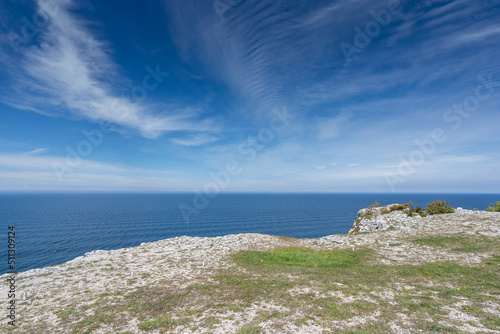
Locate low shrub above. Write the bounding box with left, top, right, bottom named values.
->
left=391, top=201, right=412, bottom=211
left=407, top=205, right=427, bottom=217
left=426, top=200, right=453, bottom=215
left=486, top=201, right=500, bottom=212
left=415, top=205, right=427, bottom=217
left=382, top=201, right=412, bottom=214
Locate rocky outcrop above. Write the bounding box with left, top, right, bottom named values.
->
left=348, top=203, right=412, bottom=234
left=1, top=206, right=499, bottom=333
left=347, top=203, right=471, bottom=234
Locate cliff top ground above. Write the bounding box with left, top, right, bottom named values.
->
left=1, top=206, right=500, bottom=333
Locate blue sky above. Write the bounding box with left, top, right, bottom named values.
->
left=0, top=0, right=499, bottom=193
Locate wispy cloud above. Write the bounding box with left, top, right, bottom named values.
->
left=294, top=4, right=342, bottom=29
left=1, top=0, right=499, bottom=192
left=170, top=134, right=220, bottom=147
left=433, top=155, right=489, bottom=163
left=316, top=114, right=350, bottom=140
left=2, top=0, right=216, bottom=139
left=0, top=152, right=127, bottom=172
left=454, top=25, right=500, bottom=44
left=0, top=151, right=187, bottom=191
left=164, top=0, right=316, bottom=118
left=22, top=148, right=49, bottom=155
left=0, top=170, right=186, bottom=191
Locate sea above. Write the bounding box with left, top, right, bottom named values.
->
left=1, top=193, right=499, bottom=274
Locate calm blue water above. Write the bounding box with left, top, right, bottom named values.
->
left=1, top=193, right=499, bottom=274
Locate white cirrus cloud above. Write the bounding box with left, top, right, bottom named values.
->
left=0, top=152, right=127, bottom=172
left=22, top=148, right=50, bottom=155
left=170, top=134, right=220, bottom=147
left=3, top=0, right=216, bottom=139
left=317, top=114, right=351, bottom=140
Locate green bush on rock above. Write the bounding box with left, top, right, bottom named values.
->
left=487, top=201, right=500, bottom=212
left=426, top=200, right=454, bottom=215
left=407, top=205, right=427, bottom=217
left=381, top=201, right=412, bottom=214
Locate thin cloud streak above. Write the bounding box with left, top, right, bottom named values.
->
left=22, top=148, right=49, bottom=155
left=0, top=153, right=128, bottom=172
left=0, top=0, right=499, bottom=192
left=4, top=0, right=217, bottom=139
left=170, top=134, right=220, bottom=147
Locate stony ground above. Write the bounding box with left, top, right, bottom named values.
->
left=1, top=207, right=499, bottom=333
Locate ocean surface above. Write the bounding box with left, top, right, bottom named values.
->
left=1, top=193, right=499, bottom=274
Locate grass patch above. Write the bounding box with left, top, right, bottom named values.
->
left=201, top=316, right=220, bottom=329
left=18, top=236, right=498, bottom=334
left=229, top=245, right=499, bottom=330
left=413, top=234, right=499, bottom=253
left=482, top=314, right=500, bottom=330
left=234, top=247, right=362, bottom=268
left=485, top=255, right=500, bottom=265
left=311, top=299, right=377, bottom=321
left=397, top=262, right=471, bottom=277
left=336, top=322, right=391, bottom=333
left=413, top=320, right=460, bottom=333
left=123, top=286, right=189, bottom=318
left=202, top=272, right=293, bottom=306
left=74, top=311, right=116, bottom=333
left=55, top=308, right=79, bottom=320
left=237, top=324, right=261, bottom=334
left=294, top=317, right=309, bottom=326
left=137, top=315, right=174, bottom=331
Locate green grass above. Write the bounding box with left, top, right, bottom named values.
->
left=336, top=323, right=391, bottom=333
left=55, top=308, right=79, bottom=320
left=312, top=297, right=354, bottom=319
left=228, top=246, right=500, bottom=331
left=397, top=262, right=473, bottom=277
left=138, top=315, right=174, bottom=331
left=17, top=241, right=499, bottom=333
left=412, top=320, right=460, bottom=333
left=74, top=311, right=116, bottom=333
left=234, top=247, right=361, bottom=268
left=237, top=324, right=261, bottom=334
left=413, top=234, right=499, bottom=253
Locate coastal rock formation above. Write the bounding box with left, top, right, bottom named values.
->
left=1, top=207, right=499, bottom=333
left=348, top=203, right=401, bottom=234
left=348, top=203, right=437, bottom=234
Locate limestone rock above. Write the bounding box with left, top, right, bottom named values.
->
left=348, top=203, right=410, bottom=234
